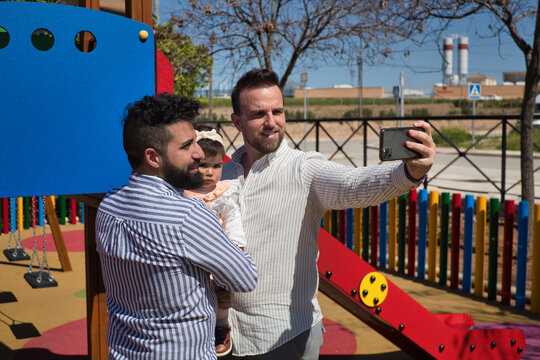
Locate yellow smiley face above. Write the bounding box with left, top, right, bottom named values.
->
left=359, top=272, right=389, bottom=308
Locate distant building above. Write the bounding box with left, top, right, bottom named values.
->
left=503, top=71, right=526, bottom=84
left=293, top=86, right=384, bottom=99
left=433, top=84, right=524, bottom=99
left=467, top=74, right=497, bottom=86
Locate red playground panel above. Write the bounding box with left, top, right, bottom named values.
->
left=317, top=228, right=526, bottom=359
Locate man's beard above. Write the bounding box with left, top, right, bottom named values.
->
left=162, top=155, right=203, bottom=190
left=250, top=128, right=284, bottom=155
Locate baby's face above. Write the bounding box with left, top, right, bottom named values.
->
left=198, top=154, right=223, bottom=189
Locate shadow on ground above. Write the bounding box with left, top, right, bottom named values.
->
left=319, top=352, right=413, bottom=359
left=0, top=343, right=86, bottom=360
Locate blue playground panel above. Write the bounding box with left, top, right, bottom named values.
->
left=0, top=2, right=155, bottom=197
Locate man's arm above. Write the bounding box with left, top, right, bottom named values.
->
left=304, top=120, right=435, bottom=211
left=182, top=203, right=257, bottom=292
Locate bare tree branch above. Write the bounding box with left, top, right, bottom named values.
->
left=176, top=0, right=424, bottom=87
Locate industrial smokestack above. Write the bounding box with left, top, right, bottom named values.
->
left=442, top=37, right=453, bottom=85
left=458, top=36, right=469, bottom=85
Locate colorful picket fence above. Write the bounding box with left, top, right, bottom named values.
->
left=1, top=196, right=84, bottom=234
left=323, top=189, right=540, bottom=314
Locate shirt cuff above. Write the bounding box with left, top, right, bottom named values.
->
left=404, top=165, right=427, bottom=184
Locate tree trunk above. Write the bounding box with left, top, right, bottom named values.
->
left=207, top=68, right=213, bottom=121
left=520, top=0, right=540, bottom=253
left=207, top=40, right=214, bottom=122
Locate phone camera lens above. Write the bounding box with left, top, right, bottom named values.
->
left=383, top=148, right=392, bottom=160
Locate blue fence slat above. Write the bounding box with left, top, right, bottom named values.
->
left=38, top=196, right=44, bottom=226
left=346, top=208, right=354, bottom=250
left=418, top=189, right=428, bottom=279
left=462, top=194, right=475, bottom=294
left=379, top=202, right=388, bottom=268
left=516, top=201, right=529, bottom=310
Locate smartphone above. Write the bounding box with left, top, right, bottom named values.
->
left=379, top=127, right=425, bottom=161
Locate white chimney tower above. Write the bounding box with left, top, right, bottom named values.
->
left=458, top=36, right=469, bottom=85
left=442, top=37, right=453, bottom=85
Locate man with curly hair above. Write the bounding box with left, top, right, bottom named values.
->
left=96, top=94, right=258, bottom=359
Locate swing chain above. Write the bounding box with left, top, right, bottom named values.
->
left=6, top=199, right=14, bottom=250
left=28, top=197, right=41, bottom=274
left=40, top=196, right=54, bottom=283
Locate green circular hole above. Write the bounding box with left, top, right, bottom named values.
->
left=0, top=27, right=9, bottom=49
left=31, top=28, right=54, bottom=51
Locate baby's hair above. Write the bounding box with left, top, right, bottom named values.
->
left=195, top=124, right=225, bottom=159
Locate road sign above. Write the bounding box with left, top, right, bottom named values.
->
left=393, top=85, right=401, bottom=99
left=468, top=84, right=481, bottom=100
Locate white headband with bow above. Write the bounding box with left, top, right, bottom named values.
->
left=195, top=129, right=224, bottom=146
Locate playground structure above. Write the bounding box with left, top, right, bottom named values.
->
left=0, top=1, right=537, bottom=359
left=322, top=191, right=540, bottom=313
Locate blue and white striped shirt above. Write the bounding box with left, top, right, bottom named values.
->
left=96, top=173, right=257, bottom=360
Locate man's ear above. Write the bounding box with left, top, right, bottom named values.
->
left=231, top=113, right=242, bottom=131
left=144, top=148, right=161, bottom=169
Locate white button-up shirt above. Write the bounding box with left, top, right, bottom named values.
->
left=222, top=140, right=418, bottom=356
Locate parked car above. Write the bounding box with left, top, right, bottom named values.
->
left=482, top=94, right=503, bottom=100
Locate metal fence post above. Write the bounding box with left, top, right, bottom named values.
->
left=501, top=117, right=507, bottom=205
left=363, top=118, right=367, bottom=167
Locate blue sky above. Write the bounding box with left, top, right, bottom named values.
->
left=158, top=2, right=533, bottom=92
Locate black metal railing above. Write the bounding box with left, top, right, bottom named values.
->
left=203, top=114, right=540, bottom=202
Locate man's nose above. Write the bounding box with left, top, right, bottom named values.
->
left=264, top=112, right=276, bottom=127
left=193, top=142, right=204, bottom=159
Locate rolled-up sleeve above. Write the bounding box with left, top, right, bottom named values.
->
left=181, top=202, right=257, bottom=292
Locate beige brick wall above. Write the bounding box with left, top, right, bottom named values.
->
left=433, top=85, right=524, bottom=99
left=293, top=87, right=384, bottom=99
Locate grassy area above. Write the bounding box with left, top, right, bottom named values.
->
left=196, top=96, right=523, bottom=110
left=505, top=128, right=540, bottom=151
left=433, top=125, right=540, bottom=151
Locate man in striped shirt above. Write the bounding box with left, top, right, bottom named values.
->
left=222, top=69, right=436, bottom=359
left=96, top=94, right=258, bottom=359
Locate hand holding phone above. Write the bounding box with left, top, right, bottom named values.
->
left=379, top=127, right=425, bottom=161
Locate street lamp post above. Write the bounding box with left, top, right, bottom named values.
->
left=301, top=72, right=308, bottom=151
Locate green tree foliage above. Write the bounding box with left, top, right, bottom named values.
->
left=154, top=18, right=212, bottom=97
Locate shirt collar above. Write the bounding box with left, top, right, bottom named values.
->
left=230, top=138, right=289, bottom=169
left=129, top=172, right=184, bottom=197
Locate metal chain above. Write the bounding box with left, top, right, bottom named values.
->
left=28, top=197, right=41, bottom=275
left=40, top=197, right=53, bottom=283
left=6, top=198, right=14, bottom=250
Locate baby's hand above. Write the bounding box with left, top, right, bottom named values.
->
left=216, top=287, right=233, bottom=309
